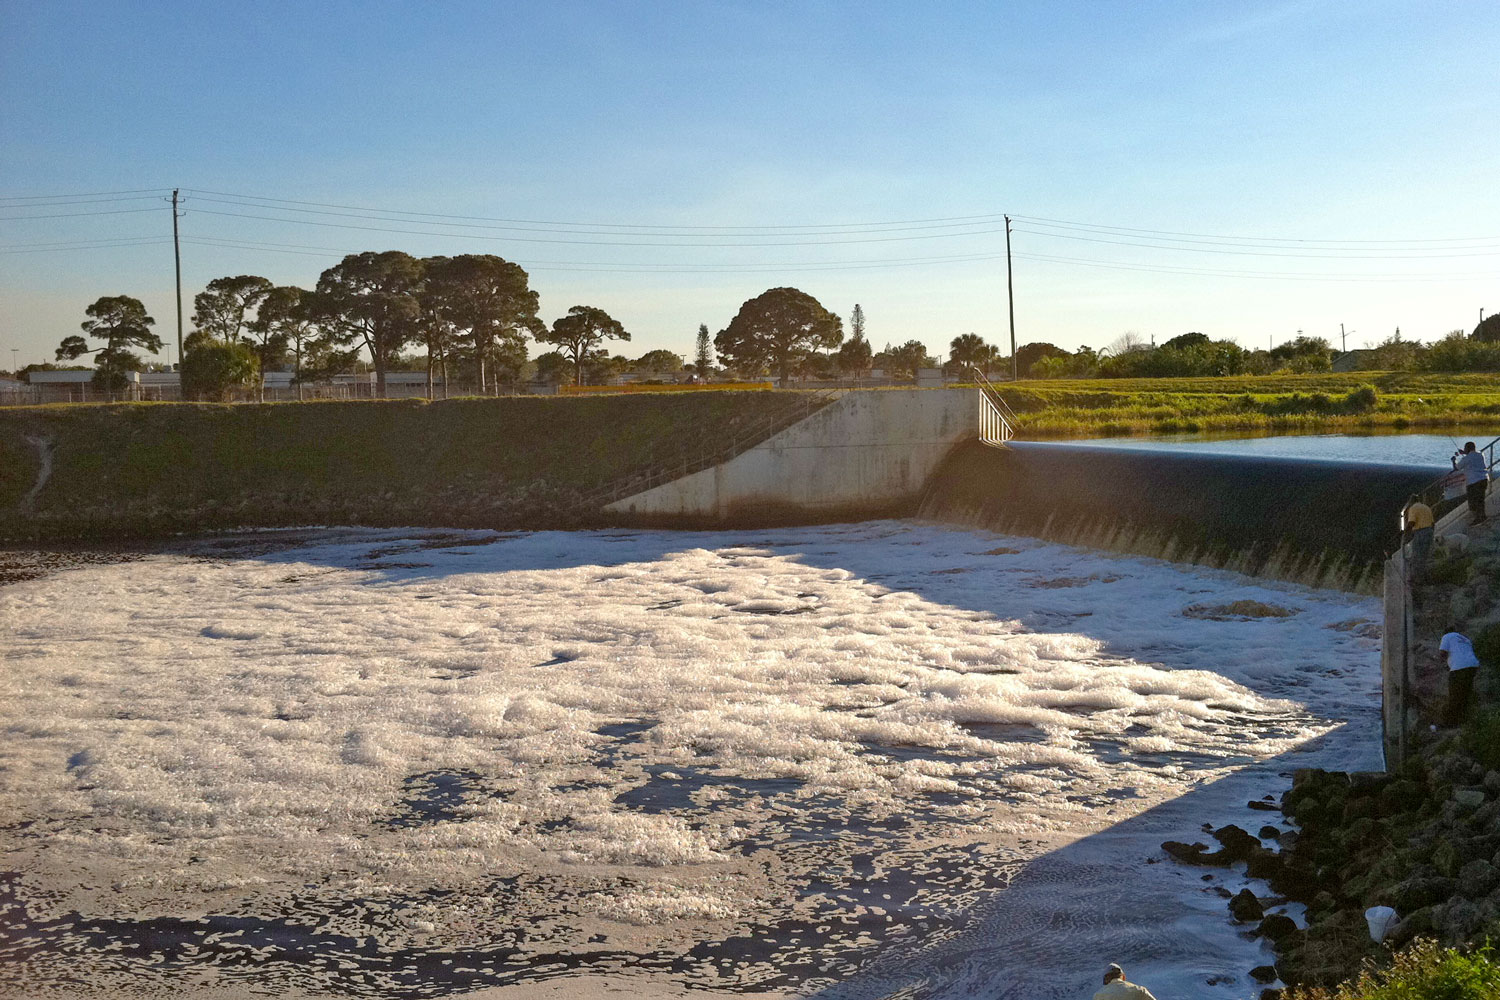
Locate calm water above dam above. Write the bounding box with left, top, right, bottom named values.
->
left=1059, top=431, right=1490, bottom=470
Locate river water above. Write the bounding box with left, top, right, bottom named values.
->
left=0, top=520, right=1382, bottom=999
left=1055, top=431, right=1486, bottom=471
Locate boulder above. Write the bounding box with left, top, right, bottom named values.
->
left=1257, top=913, right=1299, bottom=943
left=1390, top=874, right=1456, bottom=912
left=1212, top=824, right=1262, bottom=863
left=1229, top=888, right=1264, bottom=922
left=1249, top=965, right=1279, bottom=984
left=1454, top=787, right=1488, bottom=810
left=1162, top=840, right=1216, bottom=865
left=1459, top=859, right=1500, bottom=899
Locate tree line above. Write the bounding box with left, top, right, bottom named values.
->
left=49, top=252, right=1500, bottom=397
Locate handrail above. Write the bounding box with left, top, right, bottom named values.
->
left=588, top=386, right=846, bottom=508
left=968, top=367, right=1017, bottom=443
left=968, top=367, right=1020, bottom=428
left=1404, top=433, right=1500, bottom=516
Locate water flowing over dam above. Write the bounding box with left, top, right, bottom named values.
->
left=920, top=440, right=1436, bottom=590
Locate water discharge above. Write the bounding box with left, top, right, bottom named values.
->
left=0, top=522, right=1382, bottom=998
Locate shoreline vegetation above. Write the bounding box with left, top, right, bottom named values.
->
left=985, top=372, right=1500, bottom=439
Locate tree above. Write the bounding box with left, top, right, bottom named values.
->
left=715, top=287, right=842, bottom=386
left=180, top=332, right=259, bottom=401
left=1473, top=314, right=1500, bottom=343
left=875, top=340, right=937, bottom=379
left=1014, top=341, right=1068, bottom=378
left=694, top=323, right=714, bottom=375
left=540, top=306, right=630, bottom=385
left=313, top=251, right=423, bottom=397
left=1161, top=331, right=1209, bottom=351
left=1269, top=335, right=1333, bottom=373
left=633, top=349, right=683, bottom=372
left=57, top=295, right=164, bottom=393
left=192, top=275, right=273, bottom=343
left=533, top=351, right=571, bottom=385
left=253, top=286, right=322, bottom=398
left=947, top=333, right=999, bottom=375
left=422, top=254, right=543, bottom=395
left=836, top=308, right=872, bottom=376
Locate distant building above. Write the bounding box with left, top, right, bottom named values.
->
left=1332, top=349, right=1380, bottom=372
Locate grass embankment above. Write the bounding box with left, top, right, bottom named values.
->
left=1288, top=940, right=1500, bottom=1000
left=0, top=391, right=804, bottom=541
left=990, top=372, right=1500, bottom=438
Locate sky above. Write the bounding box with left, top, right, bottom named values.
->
left=2, top=0, right=1497, bottom=370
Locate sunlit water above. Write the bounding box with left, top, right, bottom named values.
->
left=0, top=522, right=1383, bottom=998
left=1062, top=431, right=1485, bottom=469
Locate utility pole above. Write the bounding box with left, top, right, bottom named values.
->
left=1005, top=215, right=1016, bottom=381
left=1340, top=323, right=1345, bottom=353
left=172, top=189, right=184, bottom=367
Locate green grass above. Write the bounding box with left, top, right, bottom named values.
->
left=978, top=372, right=1500, bottom=438
left=1287, top=940, right=1500, bottom=1000
left=0, top=391, right=807, bottom=539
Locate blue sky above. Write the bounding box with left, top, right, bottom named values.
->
left=2, top=0, right=1496, bottom=369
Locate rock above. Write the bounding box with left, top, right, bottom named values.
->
left=1229, top=888, right=1264, bottom=922
left=1271, top=861, right=1320, bottom=900
left=1248, top=800, right=1281, bottom=811
left=1434, top=840, right=1463, bottom=878
left=1487, top=771, right=1500, bottom=795
left=1259, top=990, right=1283, bottom=1000
left=1249, top=965, right=1279, bottom=984
left=1391, top=874, right=1457, bottom=912
left=1258, top=825, right=1281, bottom=840
left=1247, top=851, right=1284, bottom=881
left=1162, top=840, right=1216, bottom=865
left=1257, top=913, right=1299, bottom=943
left=1437, top=896, right=1486, bottom=938
left=1212, top=824, right=1262, bottom=862
left=1339, top=816, right=1377, bottom=850
left=1459, top=859, right=1500, bottom=899
left=1454, top=787, right=1488, bottom=810
left=1379, top=779, right=1422, bottom=817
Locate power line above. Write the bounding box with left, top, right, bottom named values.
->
left=190, top=207, right=1014, bottom=247
left=1012, top=227, right=1500, bottom=259
left=0, top=187, right=170, bottom=202
left=0, top=207, right=169, bottom=221
left=184, top=187, right=1011, bottom=232
left=1009, top=213, right=1500, bottom=247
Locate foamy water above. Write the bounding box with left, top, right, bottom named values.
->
left=0, top=522, right=1382, bottom=998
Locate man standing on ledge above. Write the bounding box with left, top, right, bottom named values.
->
left=1454, top=442, right=1490, bottom=526
left=1094, top=964, right=1159, bottom=1000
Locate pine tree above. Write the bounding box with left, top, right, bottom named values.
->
left=694, top=323, right=714, bottom=374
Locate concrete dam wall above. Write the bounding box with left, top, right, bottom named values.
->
left=919, top=440, right=1435, bottom=591
left=605, top=388, right=984, bottom=526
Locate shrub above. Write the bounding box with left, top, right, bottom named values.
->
left=1427, top=553, right=1474, bottom=587
left=1286, top=939, right=1500, bottom=1000
left=1344, top=384, right=1379, bottom=413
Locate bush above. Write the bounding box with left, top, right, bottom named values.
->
left=1344, top=384, right=1379, bottom=413
left=1287, top=939, right=1500, bottom=1000
left=1461, top=709, right=1500, bottom=772
left=1427, top=553, right=1474, bottom=586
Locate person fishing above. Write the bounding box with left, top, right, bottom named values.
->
left=1403, top=494, right=1434, bottom=583
left=1093, top=964, right=1159, bottom=1000
left=1452, top=441, right=1490, bottom=526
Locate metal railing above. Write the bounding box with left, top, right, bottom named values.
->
left=968, top=367, right=1016, bottom=444
left=588, top=386, right=847, bottom=508
left=1401, top=433, right=1500, bottom=532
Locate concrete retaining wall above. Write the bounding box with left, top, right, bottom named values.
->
left=604, top=388, right=983, bottom=524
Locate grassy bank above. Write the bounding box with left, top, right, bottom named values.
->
left=0, top=392, right=805, bottom=540
left=988, top=372, right=1500, bottom=438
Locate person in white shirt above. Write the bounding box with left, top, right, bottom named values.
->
left=1094, top=963, right=1158, bottom=1000
left=1453, top=442, right=1489, bottom=525
left=1440, top=629, right=1481, bottom=725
